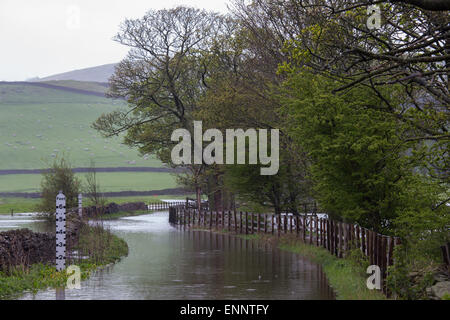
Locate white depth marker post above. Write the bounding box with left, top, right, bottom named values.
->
left=56, top=191, right=66, bottom=272
left=78, top=193, right=82, bottom=218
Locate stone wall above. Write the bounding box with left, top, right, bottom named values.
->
left=0, top=218, right=82, bottom=272
left=82, top=202, right=147, bottom=217
left=117, top=202, right=147, bottom=212
left=0, top=229, right=55, bottom=270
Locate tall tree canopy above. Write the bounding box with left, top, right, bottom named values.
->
left=94, top=6, right=224, bottom=162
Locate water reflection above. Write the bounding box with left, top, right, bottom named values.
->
left=0, top=214, right=52, bottom=233
left=6, top=212, right=335, bottom=300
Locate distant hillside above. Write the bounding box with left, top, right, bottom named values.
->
left=35, top=63, right=117, bottom=83
left=39, top=80, right=109, bottom=95
left=0, top=82, right=162, bottom=170
left=0, top=81, right=108, bottom=101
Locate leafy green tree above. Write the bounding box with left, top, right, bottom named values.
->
left=280, top=71, right=440, bottom=231
left=93, top=6, right=224, bottom=159
left=93, top=6, right=225, bottom=207
left=392, top=174, right=449, bottom=260
left=38, top=157, right=81, bottom=215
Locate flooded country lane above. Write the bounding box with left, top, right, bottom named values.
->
left=0, top=212, right=335, bottom=300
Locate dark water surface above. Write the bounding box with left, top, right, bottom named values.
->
left=0, top=212, right=335, bottom=300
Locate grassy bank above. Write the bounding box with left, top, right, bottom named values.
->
left=277, top=236, right=386, bottom=300
left=0, top=224, right=128, bottom=299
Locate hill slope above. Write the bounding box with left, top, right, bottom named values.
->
left=35, top=63, right=117, bottom=83
left=39, top=80, right=109, bottom=95
left=0, top=82, right=161, bottom=170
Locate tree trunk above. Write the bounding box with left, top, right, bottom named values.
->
left=196, top=186, right=202, bottom=211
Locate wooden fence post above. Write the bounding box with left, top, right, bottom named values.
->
left=303, top=215, right=306, bottom=243
left=440, top=243, right=450, bottom=271
left=329, top=220, right=334, bottom=255
left=264, top=214, right=267, bottom=234
left=350, top=224, right=354, bottom=250
left=361, top=228, right=366, bottom=255
left=319, top=218, right=323, bottom=247
left=251, top=213, right=254, bottom=234
left=257, top=213, right=260, bottom=233
left=337, top=222, right=341, bottom=255
left=188, top=209, right=191, bottom=227
left=344, top=223, right=349, bottom=252
left=315, top=216, right=319, bottom=246
left=370, top=231, right=374, bottom=265
left=382, top=236, right=388, bottom=293
left=215, top=211, right=219, bottom=229
left=365, top=229, right=369, bottom=257
left=245, top=212, right=248, bottom=234
left=334, top=221, right=339, bottom=256
left=378, top=234, right=383, bottom=273
left=240, top=211, right=243, bottom=234
left=356, top=226, right=360, bottom=251
left=323, top=219, right=327, bottom=248
left=374, top=233, right=379, bottom=267
left=284, top=214, right=288, bottom=234
left=347, top=223, right=351, bottom=252
left=326, top=219, right=330, bottom=251
left=341, top=222, right=346, bottom=258
left=209, top=211, right=212, bottom=229
left=277, top=215, right=281, bottom=237
left=309, top=217, right=313, bottom=245
left=272, top=215, right=274, bottom=235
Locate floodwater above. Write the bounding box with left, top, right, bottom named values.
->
left=0, top=213, right=52, bottom=233
left=0, top=212, right=335, bottom=300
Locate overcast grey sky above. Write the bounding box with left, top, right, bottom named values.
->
left=0, top=0, right=230, bottom=81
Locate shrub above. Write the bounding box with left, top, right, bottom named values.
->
left=37, top=156, right=81, bottom=216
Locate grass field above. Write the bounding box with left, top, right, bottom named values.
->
left=0, top=83, right=162, bottom=169
left=0, top=197, right=40, bottom=213
left=0, top=172, right=177, bottom=193
left=0, top=194, right=193, bottom=214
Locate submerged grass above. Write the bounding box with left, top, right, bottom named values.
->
left=198, top=228, right=386, bottom=300
left=0, top=224, right=128, bottom=299
left=278, top=236, right=386, bottom=300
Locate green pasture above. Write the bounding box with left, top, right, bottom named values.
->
left=0, top=83, right=162, bottom=169
left=0, top=172, right=177, bottom=193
